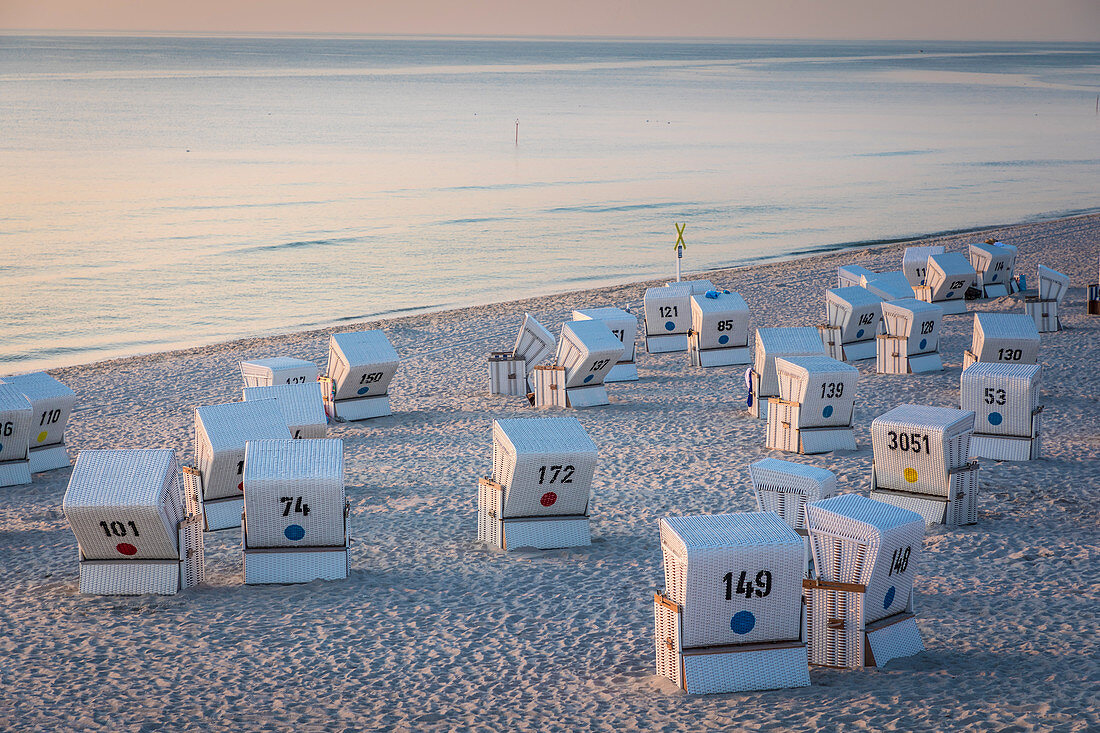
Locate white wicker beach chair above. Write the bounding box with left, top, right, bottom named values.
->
left=749, top=327, right=826, bottom=419
left=0, top=383, right=33, bottom=487
left=529, top=366, right=567, bottom=408
left=838, top=264, right=876, bottom=289
left=643, top=284, right=693, bottom=353
left=1025, top=265, right=1070, bottom=332
left=572, top=307, right=639, bottom=381
left=749, top=458, right=837, bottom=532
left=869, top=404, right=979, bottom=527
left=804, top=494, right=925, bottom=668
left=239, top=357, right=320, bottom=389
left=902, top=245, right=945, bottom=287
left=478, top=417, right=597, bottom=550
left=243, top=382, right=327, bottom=439
left=1, top=372, right=77, bottom=473
left=668, top=279, right=716, bottom=294
left=962, top=313, right=1040, bottom=371
left=820, top=286, right=883, bottom=361
left=861, top=271, right=915, bottom=302
left=193, top=399, right=292, bottom=531
left=960, top=362, right=1042, bottom=461
left=63, top=449, right=203, bottom=595
left=766, top=356, right=858, bottom=454
left=489, top=352, right=527, bottom=396
left=242, top=438, right=348, bottom=584
left=914, top=252, right=976, bottom=315
left=324, top=330, right=400, bottom=421
left=654, top=512, right=810, bottom=694
left=876, top=298, right=943, bottom=374
left=492, top=314, right=556, bottom=396
left=688, top=290, right=751, bottom=367
left=553, top=320, right=625, bottom=408
left=968, top=241, right=1016, bottom=298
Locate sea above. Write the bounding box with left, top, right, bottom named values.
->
left=2, top=35, right=1098, bottom=372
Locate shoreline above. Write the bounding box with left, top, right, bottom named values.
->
left=2, top=209, right=1097, bottom=730
left=30, top=209, right=1100, bottom=379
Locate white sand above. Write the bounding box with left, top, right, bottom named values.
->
left=3, top=214, right=1099, bottom=731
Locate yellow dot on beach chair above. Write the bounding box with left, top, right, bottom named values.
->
left=904, top=467, right=918, bottom=483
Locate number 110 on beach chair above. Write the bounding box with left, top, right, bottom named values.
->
left=1, top=372, right=77, bottom=473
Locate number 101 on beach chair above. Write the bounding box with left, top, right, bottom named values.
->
left=654, top=513, right=810, bottom=694
left=63, top=449, right=204, bottom=595
left=477, top=417, right=597, bottom=551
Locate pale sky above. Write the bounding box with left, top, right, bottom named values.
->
left=2, top=0, right=1099, bottom=41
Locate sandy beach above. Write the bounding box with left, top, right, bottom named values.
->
left=2, top=213, right=1098, bottom=731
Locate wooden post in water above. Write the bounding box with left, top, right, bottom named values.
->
left=515, top=119, right=519, bottom=146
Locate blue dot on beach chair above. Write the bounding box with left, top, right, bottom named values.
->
left=988, top=412, right=1003, bottom=425
left=284, top=524, right=305, bottom=541
left=731, top=610, right=756, bottom=634
left=884, top=586, right=896, bottom=610
left=357, top=386, right=370, bottom=395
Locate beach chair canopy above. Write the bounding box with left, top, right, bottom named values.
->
left=971, top=313, right=1040, bottom=364
left=690, top=291, right=750, bottom=350
left=0, top=384, right=32, bottom=463
left=643, top=284, right=693, bottom=336
left=968, top=242, right=1016, bottom=286
left=327, top=331, right=400, bottom=401
left=512, top=314, right=556, bottom=372
left=243, top=438, right=345, bottom=548
left=1037, top=265, right=1070, bottom=303
left=880, top=298, right=942, bottom=354
left=902, top=245, right=945, bottom=287
left=240, top=357, right=320, bottom=388
left=556, top=320, right=624, bottom=389
left=63, top=449, right=185, bottom=561
left=960, top=362, right=1041, bottom=437
left=1, top=371, right=77, bottom=448
left=491, top=417, right=597, bottom=519
left=838, top=264, right=876, bottom=289
left=572, top=307, right=637, bottom=362
left=194, top=399, right=292, bottom=502
left=925, top=253, right=977, bottom=301
left=753, top=327, right=826, bottom=395
left=870, top=404, right=975, bottom=497
left=825, top=286, right=883, bottom=341
left=243, top=382, right=327, bottom=439
left=774, top=355, right=858, bottom=425
left=861, top=271, right=915, bottom=302
left=749, top=457, right=837, bottom=530
left=660, top=512, right=803, bottom=648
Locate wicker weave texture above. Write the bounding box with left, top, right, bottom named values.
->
left=512, top=314, right=556, bottom=370
left=79, top=559, right=180, bottom=595
left=1, top=372, right=77, bottom=449
left=1024, top=299, right=1060, bottom=333
left=971, top=313, right=1040, bottom=364
left=862, top=271, right=915, bottom=302
left=1037, top=265, right=1069, bottom=302
left=750, top=458, right=836, bottom=530
left=688, top=335, right=751, bottom=367
left=491, top=418, right=596, bottom=518
left=0, top=384, right=33, bottom=463
left=653, top=597, right=681, bottom=686
left=572, top=308, right=637, bottom=362
left=825, top=287, right=883, bottom=342
left=903, top=245, right=946, bottom=286
left=838, top=264, right=876, bottom=288
left=64, top=449, right=184, bottom=561
left=239, top=357, right=319, bottom=388
left=690, top=292, right=750, bottom=350
left=477, top=479, right=504, bottom=548
left=806, top=494, right=924, bottom=623
left=871, top=404, right=974, bottom=496
left=968, top=242, right=1016, bottom=287
left=244, top=547, right=349, bottom=584
left=243, top=439, right=345, bottom=548
left=753, top=328, right=826, bottom=396
left=866, top=614, right=925, bottom=667
left=970, top=431, right=1040, bottom=462
left=960, top=362, right=1041, bottom=437
left=880, top=299, right=942, bottom=352
left=327, top=331, right=399, bottom=400
left=766, top=401, right=857, bottom=453
left=660, top=513, right=803, bottom=648
left=556, top=321, right=624, bottom=389
left=643, top=285, right=693, bottom=337
left=805, top=585, right=864, bottom=668
left=870, top=489, right=948, bottom=527
left=774, top=356, right=857, bottom=427
left=195, top=400, right=291, bottom=501
left=925, top=252, right=976, bottom=302
left=243, top=383, right=327, bottom=439
left=501, top=516, right=591, bottom=550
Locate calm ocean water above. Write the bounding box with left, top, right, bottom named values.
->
left=1, top=35, right=1098, bottom=371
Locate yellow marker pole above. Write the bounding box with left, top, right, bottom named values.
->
left=674, top=223, right=686, bottom=281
